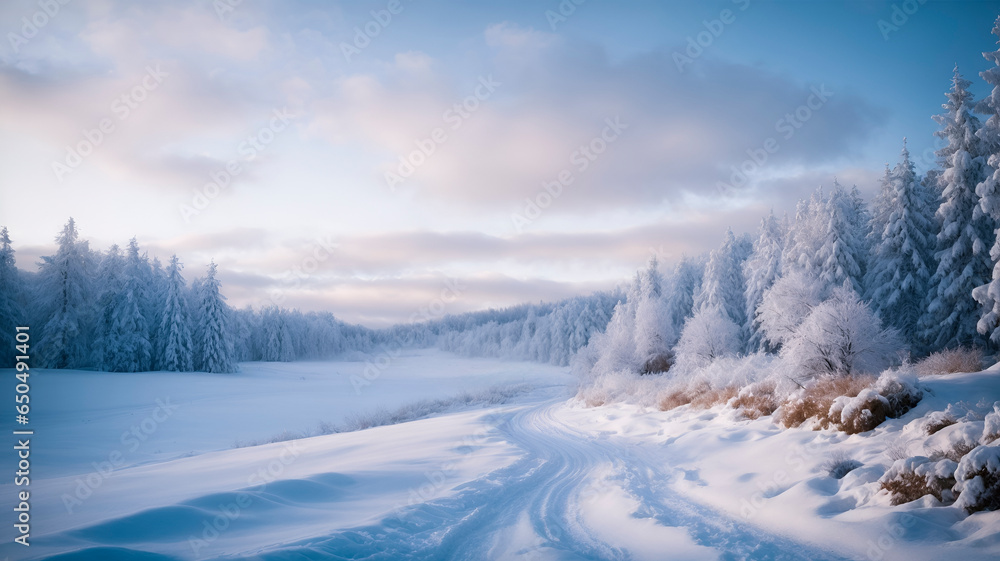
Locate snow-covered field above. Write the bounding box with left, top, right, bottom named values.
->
left=2, top=350, right=999, bottom=560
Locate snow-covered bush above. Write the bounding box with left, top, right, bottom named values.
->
left=915, top=346, right=984, bottom=376
left=674, top=306, right=741, bottom=370
left=829, top=389, right=891, bottom=434
left=730, top=379, right=780, bottom=419
left=983, top=402, right=1000, bottom=444
left=954, top=445, right=1000, bottom=513
left=924, top=411, right=958, bottom=435
left=874, top=370, right=923, bottom=417
left=777, top=374, right=875, bottom=429
left=756, top=272, right=826, bottom=349
left=879, top=456, right=958, bottom=505
left=781, top=287, right=904, bottom=379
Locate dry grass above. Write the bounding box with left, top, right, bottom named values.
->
left=885, top=441, right=910, bottom=461
left=837, top=391, right=890, bottom=435
left=915, top=347, right=984, bottom=376
left=689, top=384, right=740, bottom=409
left=822, top=451, right=862, bottom=479
left=731, top=380, right=779, bottom=420
left=929, top=441, right=977, bottom=463
left=881, top=471, right=955, bottom=505
left=925, top=415, right=957, bottom=435
left=776, top=374, right=875, bottom=429
left=657, top=381, right=709, bottom=411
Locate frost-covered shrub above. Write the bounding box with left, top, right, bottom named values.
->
left=780, top=287, right=903, bottom=379
left=924, top=411, right=958, bottom=435
left=776, top=374, right=875, bottom=429
left=954, top=445, right=1000, bottom=513
left=674, top=306, right=741, bottom=370
left=830, top=389, right=891, bottom=434
left=874, top=370, right=923, bottom=418
left=915, top=346, right=984, bottom=376
left=756, top=272, right=826, bottom=349
left=879, top=456, right=958, bottom=505
left=983, top=402, right=1000, bottom=444
left=731, top=380, right=780, bottom=420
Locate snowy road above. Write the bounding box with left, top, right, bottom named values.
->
left=220, top=397, right=853, bottom=561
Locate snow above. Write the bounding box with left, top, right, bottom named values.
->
left=2, top=352, right=999, bottom=560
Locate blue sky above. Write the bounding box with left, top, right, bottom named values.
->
left=1, top=0, right=998, bottom=326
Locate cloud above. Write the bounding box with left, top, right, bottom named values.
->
left=309, top=23, right=886, bottom=213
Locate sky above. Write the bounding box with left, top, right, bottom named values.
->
left=1, top=0, right=999, bottom=327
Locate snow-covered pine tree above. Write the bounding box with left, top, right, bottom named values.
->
left=975, top=20, right=1000, bottom=344
left=35, top=218, right=96, bottom=369
left=99, top=239, right=153, bottom=372
left=95, top=245, right=125, bottom=369
left=633, top=257, right=674, bottom=372
left=259, top=306, right=295, bottom=362
left=866, top=140, right=935, bottom=348
left=743, top=210, right=785, bottom=352
left=195, top=261, right=238, bottom=373
left=695, top=228, right=749, bottom=334
left=922, top=67, right=994, bottom=350
left=664, top=255, right=704, bottom=332
left=783, top=190, right=826, bottom=278
left=158, top=255, right=194, bottom=371
left=0, top=227, right=26, bottom=367
left=816, top=182, right=867, bottom=295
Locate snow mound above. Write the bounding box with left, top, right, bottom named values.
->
left=955, top=444, right=1000, bottom=513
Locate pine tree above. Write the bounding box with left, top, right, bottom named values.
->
left=816, top=182, right=866, bottom=294
left=260, top=306, right=295, bottom=362
left=195, top=261, right=237, bottom=373
left=696, top=229, right=749, bottom=339
left=158, top=255, right=194, bottom=371
left=633, top=257, right=674, bottom=371
left=922, top=67, right=994, bottom=349
left=35, top=218, right=96, bottom=369
left=665, top=255, right=704, bottom=332
left=0, top=227, right=26, bottom=368
left=866, top=140, right=935, bottom=347
left=743, top=211, right=785, bottom=352
left=783, top=190, right=826, bottom=278
left=975, top=20, right=1000, bottom=344
left=98, top=239, right=153, bottom=372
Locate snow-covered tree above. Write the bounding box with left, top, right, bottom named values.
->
left=664, top=255, right=704, bottom=331
left=816, top=182, right=867, bottom=294
left=0, top=227, right=26, bottom=368
left=756, top=271, right=827, bottom=350
left=866, top=140, right=935, bottom=347
left=633, top=257, right=674, bottom=372
left=158, top=255, right=194, bottom=371
left=696, top=228, right=750, bottom=332
left=674, top=306, right=742, bottom=370
left=975, top=21, right=1000, bottom=344
left=783, top=190, right=827, bottom=278
left=922, top=67, right=994, bottom=349
left=97, top=240, right=153, bottom=372
left=743, top=211, right=785, bottom=351
left=195, top=261, right=238, bottom=373
left=35, top=218, right=96, bottom=369
left=259, top=306, right=295, bottom=362
left=781, top=287, right=903, bottom=378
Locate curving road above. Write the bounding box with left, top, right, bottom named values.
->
left=227, top=397, right=853, bottom=561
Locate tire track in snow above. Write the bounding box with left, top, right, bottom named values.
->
left=225, top=398, right=853, bottom=561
